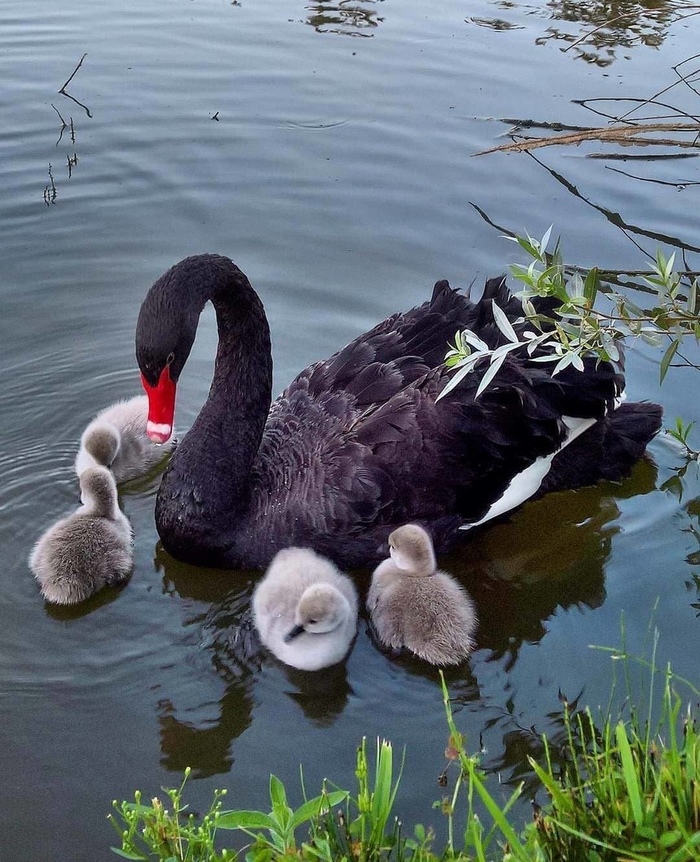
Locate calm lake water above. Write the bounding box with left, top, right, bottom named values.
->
left=1, top=0, right=699, bottom=858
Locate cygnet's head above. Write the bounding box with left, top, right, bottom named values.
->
left=80, top=466, right=119, bottom=517
left=388, top=524, right=436, bottom=576
left=84, top=424, right=121, bottom=469
left=285, top=584, right=350, bottom=642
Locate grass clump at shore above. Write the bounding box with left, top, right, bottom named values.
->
left=109, top=637, right=700, bottom=861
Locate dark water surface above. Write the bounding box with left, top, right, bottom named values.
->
left=1, top=0, right=699, bottom=859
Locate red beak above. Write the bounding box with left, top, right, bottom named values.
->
left=141, top=366, right=176, bottom=443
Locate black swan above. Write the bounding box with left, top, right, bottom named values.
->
left=135, top=254, right=662, bottom=569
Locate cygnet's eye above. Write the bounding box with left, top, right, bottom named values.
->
left=308, top=618, right=318, bottom=625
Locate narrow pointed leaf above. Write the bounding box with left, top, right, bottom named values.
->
left=584, top=267, right=599, bottom=302
left=660, top=338, right=680, bottom=383
left=290, top=791, right=348, bottom=830
left=491, top=301, right=520, bottom=343
left=552, top=353, right=575, bottom=376
left=437, top=358, right=481, bottom=401
left=540, top=224, right=553, bottom=253
left=476, top=353, right=506, bottom=398
left=615, top=721, right=643, bottom=827
left=461, top=330, right=490, bottom=352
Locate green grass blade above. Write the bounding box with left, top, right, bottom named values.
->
left=615, top=721, right=644, bottom=828
left=110, top=849, right=146, bottom=861
left=470, top=775, right=530, bottom=862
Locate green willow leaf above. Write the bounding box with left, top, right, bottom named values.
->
left=660, top=338, right=681, bottom=383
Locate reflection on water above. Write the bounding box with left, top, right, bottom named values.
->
left=144, top=461, right=658, bottom=779
left=469, top=17, right=525, bottom=32
left=305, top=0, right=384, bottom=37
left=539, top=0, right=682, bottom=66
left=474, top=0, right=683, bottom=65
left=663, top=462, right=700, bottom=615
left=452, top=460, right=657, bottom=662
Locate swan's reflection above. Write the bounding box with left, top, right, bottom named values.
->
left=446, top=458, right=658, bottom=665
left=151, top=458, right=657, bottom=778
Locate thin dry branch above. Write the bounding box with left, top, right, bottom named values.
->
left=58, top=53, right=92, bottom=118
left=59, top=53, right=87, bottom=94
left=473, top=122, right=700, bottom=156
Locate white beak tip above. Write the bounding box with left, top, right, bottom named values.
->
left=147, top=421, right=173, bottom=444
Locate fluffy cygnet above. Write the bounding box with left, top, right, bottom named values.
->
left=252, top=547, right=358, bottom=671
left=367, top=524, right=477, bottom=666
left=29, top=466, right=133, bottom=604
left=75, top=395, right=174, bottom=484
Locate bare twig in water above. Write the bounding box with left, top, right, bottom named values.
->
left=576, top=97, right=700, bottom=127
left=587, top=152, right=698, bottom=161
left=51, top=103, right=67, bottom=127
left=473, top=122, right=700, bottom=156
left=59, top=53, right=87, bottom=94
left=58, top=53, right=92, bottom=118
left=51, top=103, right=68, bottom=146
left=604, top=165, right=700, bottom=188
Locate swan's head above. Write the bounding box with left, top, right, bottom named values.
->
left=136, top=254, right=256, bottom=444
left=84, top=424, right=121, bottom=469
left=79, top=466, right=119, bottom=518
left=136, top=265, right=203, bottom=443
left=388, top=524, right=437, bottom=576
left=284, top=584, right=350, bottom=642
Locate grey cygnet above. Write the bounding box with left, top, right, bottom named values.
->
left=368, top=524, right=477, bottom=666
left=75, top=395, right=175, bottom=484
left=29, top=466, right=133, bottom=604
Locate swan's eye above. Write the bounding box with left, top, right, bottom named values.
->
left=166, top=352, right=175, bottom=366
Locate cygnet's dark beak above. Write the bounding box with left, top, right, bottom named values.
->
left=284, top=624, right=305, bottom=643
left=376, top=542, right=389, bottom=556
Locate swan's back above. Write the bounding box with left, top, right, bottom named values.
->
left=240, top=277, right=660, bottom=567
left=75, top=395, right=174, bottom=483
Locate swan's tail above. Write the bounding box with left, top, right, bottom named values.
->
left=537, top=401, right=663, bottom=495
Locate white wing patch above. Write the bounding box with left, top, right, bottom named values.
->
left=460, top=414, right=599, bottom=531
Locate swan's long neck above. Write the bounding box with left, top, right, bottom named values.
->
left=155, top=257, right=272, bottom=563
left=202, top=280, right=273, bottom=498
